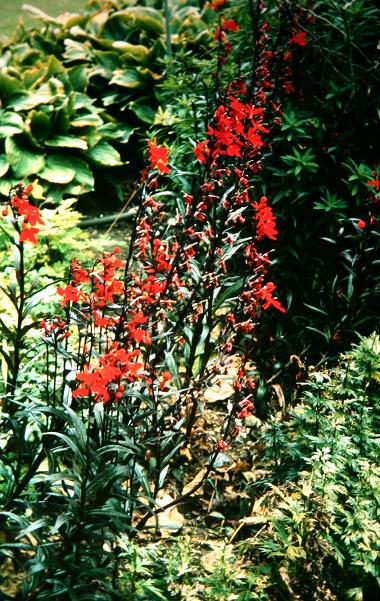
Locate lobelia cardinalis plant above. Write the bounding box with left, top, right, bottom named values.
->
left=0, top=2, right=287, bottom=598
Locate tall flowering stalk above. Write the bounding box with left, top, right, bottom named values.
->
left=40, top=32, right=286, bottom=536
left=0, top=1, right=287, bottom=595
left=0, top=184, right=45, bottom=406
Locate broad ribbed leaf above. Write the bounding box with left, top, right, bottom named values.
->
left=7, top=89, right=55, bottom=112
left=68, top=65, right=88, bottom=92
left=86, top=141, right=122, bottom=167
left=71, top=113, right=103, bottom=127
left=0, top=111, right=24, bottom=136
left=112, top=41, right=149, bottom=62
left=29, top=110, right=52, bottom=142
left=110, top=69, right=145, bottom=89
left=5, top=137, right=45, bottom=178
left=129, top=102, right=155, bottom=124
left=22, top=66, right=48, bottom=89
left=40, top=155, right=77, bottom=184
left=109, top=7, right=165, bottom=34
left=0, top=72, right=25, bottom=100
left=45, top=135, right=88, bottom=150
left=69, top=158, right=94, bottom=194
left=63, top=39, right=89, bottom=62
left=0, top=178, right=19, bottom=197
left=98, top=122, right=135, bottom=143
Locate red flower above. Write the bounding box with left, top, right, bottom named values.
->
left=367, top=175, right=379, bottom=192
left=194, top=140, right=209, bottom=164
left=252, top=196, right=278, bottom=241
left=255, top=281, right=286, bottom=313
left=57, top=283, right=84, bottom=307
left=357, top=219, right=366, bottom=229
left=19, top=223, right=40, bottom=244
left=289, top=31, right=308, bottom=47
left=70, top=258, right=90, bottom=285
left=147, top=139, right=170, bottom=175
left=208, top=0, right=227, bottom=10
left=222, top=18, right=239, bottom=32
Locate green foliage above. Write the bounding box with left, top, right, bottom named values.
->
left=255, top=0, right=380, bottom=366
left=118, top=535, right=271, bottom=601
left=239, top=332, right=380, bottom=599
left=0, top=0, right=212, bottom=205
left=0, top=1, right=379, bottom=599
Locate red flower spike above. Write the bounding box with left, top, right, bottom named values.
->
left=252, top=196, right=278, bottom=241
left=147, top=139, right=170, bottom=175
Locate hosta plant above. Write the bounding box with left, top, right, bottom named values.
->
left=0, top=0, right=213, bottom=205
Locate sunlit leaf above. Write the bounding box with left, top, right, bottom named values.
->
left=5, top=137, right=45, bottom=178
left=45, top=135, right=88, bottom=150
left=0, top=111, right=24, bottom=136
left=110, top=69, right=146, bottom=89
left=86, top=140, right=122, bottom=167
left=40, top=155, right=77, bottom=184
left=109, top=7, right=165, bottom=35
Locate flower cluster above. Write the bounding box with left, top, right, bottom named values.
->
left=73, top=344, right=142, bottom=404
left=194, top=95, right=267, bottom=165
left=147, top=138, right=170, bottom=175
left=252, top=195, right=278, bottom=240
left=289, top=31, right=308, bottom=47
left=57, top=248, right=124, bottom=311
left=2, top=184, right=44, bottom=244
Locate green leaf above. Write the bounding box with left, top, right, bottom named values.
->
left=28, top=110, right=52, bottom=142
left=68, top=65, right=88, bottom=92
left=63, top=39, right=90, bottom=62
left=22, top=65, right=48, bottom=90
left=71, top=113, right=104, bottom=128
left=68, top=158, right=94, bottom=194
left=86, top=140, right=122, bottom=167
left=112, top=41, right=150, bottom=62
left=0, top=111, right=24, bottom=136
left=0, top=155, right=9, bottom=178
left=45, top=135, right=88, bottom=150
left=0, top=72, right=25, bottom=100
left=97, top=122, right=135, bottom=143
left=128, top=102, right=156, bottom=124
left=5, top=137, right=45, bottom=178
left=92, top=49, right=121, bottom=73
left=0, top=178, right=19, bottom=197
left=40, top=155, right=77, bottom=184
left=7, top=92, right=53, bottom=112
left=109, top=7, right=165, bottom=35
left=110, top=69, right=146, bottom=89
left=16, top=519, right=48, bottom=541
